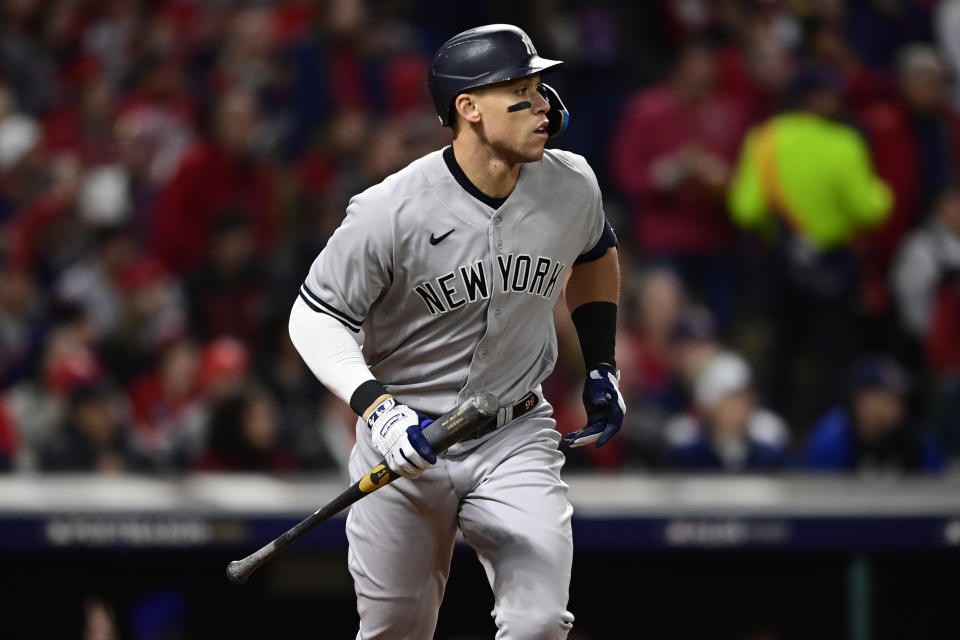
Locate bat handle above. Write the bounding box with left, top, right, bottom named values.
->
left=225, top=392, right=499, bottom=586
left=226, top=528, right=297, bottom=585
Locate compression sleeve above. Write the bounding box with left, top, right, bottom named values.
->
left=288, top=295, right=377, bottom=409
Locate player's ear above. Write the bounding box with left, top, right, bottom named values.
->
left=454, top=93, right=482, bottom=125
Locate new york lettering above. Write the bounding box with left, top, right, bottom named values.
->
left=414, top=254, right=565, bottom=315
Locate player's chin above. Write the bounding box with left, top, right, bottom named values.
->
left=521, top=139, right=547, bottom=162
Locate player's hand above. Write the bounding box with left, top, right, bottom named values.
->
left=367, top=398, right=437, bottom=479
left=562, top=364, right=626, bottom=448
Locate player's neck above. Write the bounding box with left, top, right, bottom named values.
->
left=450, top=140, right=521, bottom=199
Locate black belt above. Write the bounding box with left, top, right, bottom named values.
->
left=462, top=391, right=539, bottom=441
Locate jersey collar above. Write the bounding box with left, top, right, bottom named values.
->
left=442, top=146, right=509, bottom=210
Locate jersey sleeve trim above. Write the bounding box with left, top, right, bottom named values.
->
left=299, top=283, right=363, bottom=332
left=574, top=219, right=618, bottom=265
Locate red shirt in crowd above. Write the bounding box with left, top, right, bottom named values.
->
left=153, top=142, right=274, bottom=274
left=610, top=85, right=749, bottom=256
left=927, top=282, right=960, bottom=376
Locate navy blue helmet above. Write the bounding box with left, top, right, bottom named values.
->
left=428, top=24, right=564, bottom=128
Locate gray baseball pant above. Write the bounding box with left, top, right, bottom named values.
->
left=346, top=401, right=575, bottom=639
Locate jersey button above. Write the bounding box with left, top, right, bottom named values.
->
left=493, top=308, right=501, bottom=318
left=497, top=241, right=503, bottom=249
left=494, top=216, right=502, bottom=226
left=480, top=349, right=489, bottom=359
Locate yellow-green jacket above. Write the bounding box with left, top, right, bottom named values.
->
left=728, top=112, right=892, bottom=249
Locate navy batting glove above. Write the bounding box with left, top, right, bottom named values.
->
left=409, top=412, right=437, bottom=465
left=562, top=364, right=626, bottom=448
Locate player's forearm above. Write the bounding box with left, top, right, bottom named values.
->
left=565, top=248, right=619, bottom=369
left=288, top=296, right=389, bottom=418
left=565, top=247, right=619, bottom=309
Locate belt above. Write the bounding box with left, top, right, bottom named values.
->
left=462, top=391, right=539, bottom=441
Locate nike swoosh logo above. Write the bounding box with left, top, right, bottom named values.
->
left=429, top=229, right=455, bottom=245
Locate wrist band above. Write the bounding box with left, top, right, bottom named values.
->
left=351, top=379, right=390, bottom=418
left=571, top=301, right=617, bottom=371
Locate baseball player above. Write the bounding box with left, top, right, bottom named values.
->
left=288, top=24, right=625, bottom=639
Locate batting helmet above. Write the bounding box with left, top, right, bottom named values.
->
left=428, top=24, right=564, bottom=128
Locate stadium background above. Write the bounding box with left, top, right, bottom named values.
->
left=1, top=0, right=959, bottom=638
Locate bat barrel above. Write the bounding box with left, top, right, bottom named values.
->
left=420, top=392, right=498, bottom=452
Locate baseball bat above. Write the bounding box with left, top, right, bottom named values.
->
left=226, top=391, right=499, bottom=586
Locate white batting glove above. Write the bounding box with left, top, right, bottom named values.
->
left=366, top=397, right=436, bottom=479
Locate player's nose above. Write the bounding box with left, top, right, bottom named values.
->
left=533, top=88, right=550, bottom=114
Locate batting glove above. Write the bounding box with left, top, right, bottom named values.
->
left=367, top=398, right=437, bottom=479
left=562, top=364, right=626, bottom=448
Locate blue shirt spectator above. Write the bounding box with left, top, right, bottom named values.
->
left=801, top=355, right=943, bottom=473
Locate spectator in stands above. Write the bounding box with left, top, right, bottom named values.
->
left=0, top=397, right=18, bottom=471
left=120, top=336, right=250, bottom=471
left=932, top=368, right=960, bottom=465
left=676, top=3, right=794, bottom=124
left=0, top=258, right=45, bottom=389
left=664, top=351, right=790, bottom=472
left=42, top=73, right=120, bottom=166
left=257, top=320, right=339, bottom=471
left=0, top=0, right=57, bottom=115
left=114, top=103, right=192, bottom=244
left=890, top=186, right=960, bottom=342
left=55, top=224, right=137, bottom=340
left=4, top=303, right=99, bottom=469
left=6, top=152, right=87, bottom=283
left=127, top=337, right=204, bottom=470
left=731, top=17, right=794, bottom=124
left=616, top=269, right=689, bottom=460
left=926, top=273, right=960, bottom=380
left=728, top=66, right=892, bottom=425
left=196, top=336, right=251, bottom=404
left=611, top=40, right=749, bottom=331
left=39, top=380, right=152, bottom=473
left=668, top=304, right=722, bottom=392
left=119, top=44, right=197, bottom=143
left=0, top=95, right=44, bottom=218
left=858, top=44, right=960, bottom=317
left=937, top=0, right=960, bottom=106
left=803, top=17, right=892, bottom=112
left=193, top=386, right=297, bottom=472
left=801, top=355, right=942, bottom=474
left=100, top=258, right=187, bottom=383
left=153, top=87, right=274, bottom=275
left=926, top=272, right=960, bottom=465
left=184, top=210, right=271, bottom=349
left=212, top=7, right=280, bottom=100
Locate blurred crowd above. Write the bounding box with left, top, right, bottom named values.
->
left=0, top=0, right=958, bottom=477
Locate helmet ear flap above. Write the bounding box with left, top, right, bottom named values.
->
left=538, top=83, right=570, bottom=138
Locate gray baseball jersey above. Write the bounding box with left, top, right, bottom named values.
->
left=299, top=145, right=612, bottom=638
left=299, top=146, right=607, bottom=418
